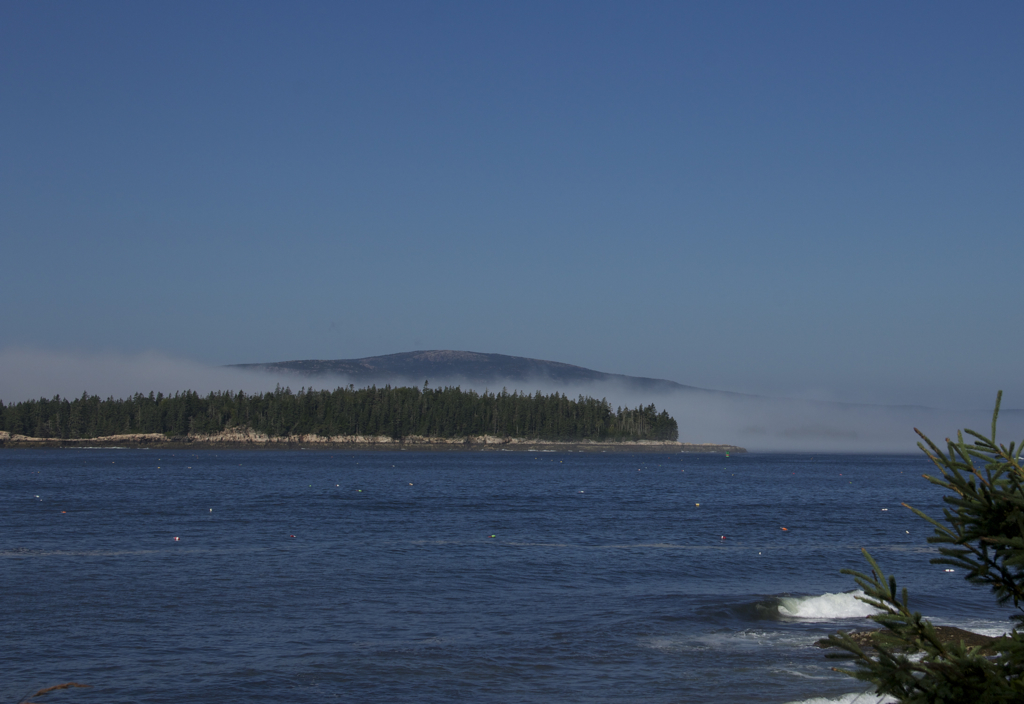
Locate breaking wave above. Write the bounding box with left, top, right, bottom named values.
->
left=777, top=591, right=881, bottom=620
left=783, top=693, right=896, bottom=704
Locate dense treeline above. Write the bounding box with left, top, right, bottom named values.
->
left=0, top=385, right=679, bottom=442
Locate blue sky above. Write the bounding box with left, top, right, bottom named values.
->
left=2, top=1, right=1022, bottom=408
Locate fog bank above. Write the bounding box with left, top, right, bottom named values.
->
left=381, top=374, right=1022, bottom=454
left=0, top=348, right=283, bottom=402
left=2, top=349, right=1019, bottom=454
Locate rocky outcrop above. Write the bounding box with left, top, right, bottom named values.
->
left=815, top=626, right=1003, bottom=656
left=0, top=428, right=744, bottom=453
left=176, top=430, right=730, bottom=451
left=184, top=428, right=395, bottom=446
left=0, top=431, right=168, bottom=445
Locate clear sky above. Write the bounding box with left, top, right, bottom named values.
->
left=2, top=1, right=1022, bottom=409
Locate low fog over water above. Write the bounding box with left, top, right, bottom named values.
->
left=404, top=377, right=1022, bottom=454
left=1, top=348, right=1020, bottom=454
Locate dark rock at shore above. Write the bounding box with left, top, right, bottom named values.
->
left=815, top=626, right=1003, bottom=657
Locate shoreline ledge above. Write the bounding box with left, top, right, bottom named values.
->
left=814, top=626, right=1004, bottom=657
left=0, top=430, right=745, bottom=453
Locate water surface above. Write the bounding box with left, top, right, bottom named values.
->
left=1, top=449, right=1010, bottom=703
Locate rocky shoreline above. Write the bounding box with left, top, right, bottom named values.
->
left=0, top=429, right=744, bottom=453
left=815, top=626, right=1003, bottom=657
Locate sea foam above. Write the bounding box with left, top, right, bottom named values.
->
left=783, top=693, right=896, bottom=704
left=777, top=591, right=881, bottom=620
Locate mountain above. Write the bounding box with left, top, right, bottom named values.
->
left=230, top=350, right=727, bottom=395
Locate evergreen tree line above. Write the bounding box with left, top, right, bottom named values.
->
left=0, top=385, right=679, bottom=442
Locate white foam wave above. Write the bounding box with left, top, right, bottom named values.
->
left=642, top=628, right=821, bottom=654
left=778, top=591, right=881, bottom=620
left=783, top=693, right=896, bottom=704
left=770, top=668, right=835, bottom=680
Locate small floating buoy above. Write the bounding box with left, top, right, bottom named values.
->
left=781, top=527, right=788, bottom=531
left=945, top=568, right=955, bottom=572
left=882, top=508, right=888, bottom=511
left=174, top=537, right=179, bottom=541
left=721, top=536, right=726, bottom=540
left=290, top=535, right=295, bottom=538
left=695, top=503, right=700, bottom=507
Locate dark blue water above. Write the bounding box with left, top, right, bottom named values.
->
left=1, top=450, right=1013, bottom=703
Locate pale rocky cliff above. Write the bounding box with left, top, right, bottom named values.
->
left=0, top=428, right=744, bottom=452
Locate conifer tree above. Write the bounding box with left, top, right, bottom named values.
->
left=0, top=385, right=679, bottom=442
left=826, top=391, right=1024, bottom=702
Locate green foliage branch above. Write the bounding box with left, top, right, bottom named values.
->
left=824, top=392, right=1024, bottom=702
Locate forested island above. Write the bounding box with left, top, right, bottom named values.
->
left=0, top=385, right=694, bottom=448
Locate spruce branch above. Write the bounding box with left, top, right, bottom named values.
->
left=828, top=393, right=1024, bottom=702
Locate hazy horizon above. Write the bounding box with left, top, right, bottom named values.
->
left=2, top=347, right=1020, bottom=454
left=3, top=3, right=1022, bottom=433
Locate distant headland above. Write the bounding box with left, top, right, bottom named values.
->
left=0, top=383, right=745, bottom=453
left=228, top=349, right=749, bottom=397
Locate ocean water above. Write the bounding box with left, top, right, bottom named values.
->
left=0, top=449, right=1013, bottom=703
